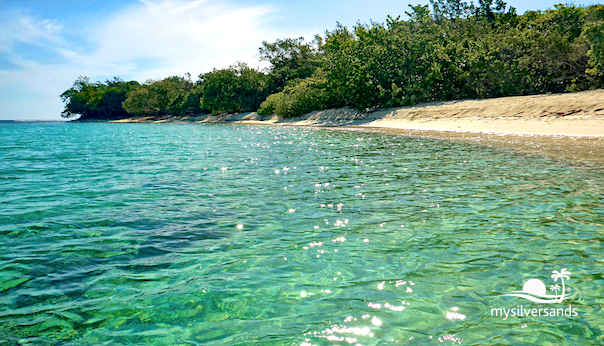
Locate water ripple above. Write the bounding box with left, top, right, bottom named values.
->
left=0, top=123, right=603, bottom=345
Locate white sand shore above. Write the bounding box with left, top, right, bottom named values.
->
left=111, top=89, right=604, bottom=137
left=242, top=89, right=604, bottom=137
left=110, top=90, right=604, bottom=164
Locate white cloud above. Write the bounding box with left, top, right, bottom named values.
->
left=0, top=0, right=300, bottom=120
left=0, top=11, right=63, bottom=50
left=78, top=0, right=279, bottom=79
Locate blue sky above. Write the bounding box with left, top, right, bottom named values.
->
left=0, top=0, right=597, bottom=120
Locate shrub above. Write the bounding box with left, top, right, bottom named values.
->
left=257, top=76, right=331, bottom=118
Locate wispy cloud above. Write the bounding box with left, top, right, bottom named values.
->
left=80, top=0, right=278, bottom=79
left=0, top=0, right=290, bottom=120
left=0, top=11, right=63, bottom=50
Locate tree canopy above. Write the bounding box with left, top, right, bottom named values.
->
left=122, top=75, right=203, bottom=117
left=60, top=77, right=139, bottom=120
left=199, top=63, right=270, bottom=114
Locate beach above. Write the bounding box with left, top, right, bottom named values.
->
left=111, top=89, right=604, bottom=136
left=111, top=89, right=604, bottom=165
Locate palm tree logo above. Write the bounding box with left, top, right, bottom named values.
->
left=501, top=268, right=572, bottom=304
left=549, top=284, right=561, bottom=300
left=551, top=268, right=571, bottom=303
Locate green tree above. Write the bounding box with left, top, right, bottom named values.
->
left=200, top=63, right=269, bottom=114
left=258, top=72, right=331, bottom=117
left=122, top=75, right=197, bottom=116
left=509, top=5, right=596, bottom=93
left=259, top=37, right=319, bottom=94
left=474, top=0, right=508, bottom=22
left=584, top=20, right=604, bottom=76
left=60, top=77, right=139, bottom=120
left=429, top=0, right=472, bottom=22
left=60, top=76, right=95, bottom=119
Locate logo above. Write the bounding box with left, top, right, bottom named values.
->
left=491, top=268, right=577, bottom=319
left=501, top=268, right=571, bottom=304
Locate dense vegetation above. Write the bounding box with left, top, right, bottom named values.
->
left=60, top=1, right=604, bottom=120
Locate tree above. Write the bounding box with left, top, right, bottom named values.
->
left=60, top=76, right=139, bottom=120
left=509, top=5, right=598, bottom=93
left=429, top=0, right=472, bottom=22
left=259, top=37, right=319, bottom=94
left=584, top=20, right=604, bottom=76
left=122, top=75, right=198, bottom=116
left=199, top=63, right=269, bottom=114
left=258, top=73, right=331, bottom=117
left=474, top=0, right=508, bottom=22
left=60, top=76, right=94, bottom=119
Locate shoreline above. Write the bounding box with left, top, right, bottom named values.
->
left=107, top=90, right=604, bottom=165
left=109, top=89, right=604, bottom=137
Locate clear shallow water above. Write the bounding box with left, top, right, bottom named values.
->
left=0, top=122, right=603, bottom=345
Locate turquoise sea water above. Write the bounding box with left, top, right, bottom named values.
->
left=1, top=122, right=603, bottom=345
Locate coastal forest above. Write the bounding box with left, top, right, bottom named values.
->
left=60, top=1, right=604, bottom=120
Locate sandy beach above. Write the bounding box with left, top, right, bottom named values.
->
left=112, top=89, right=604, bottom=136
left=242, top=89, right=604, bottom=136
left=110, top=89, right=604, bottom=165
